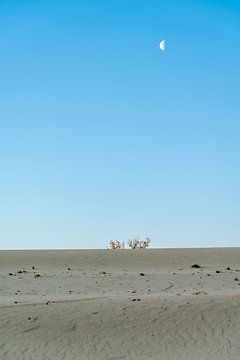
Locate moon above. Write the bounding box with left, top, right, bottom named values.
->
left=159, top=40, right=166, bottom=51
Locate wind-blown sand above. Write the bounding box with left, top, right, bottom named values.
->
left=1, top=248, right=240, bottom=360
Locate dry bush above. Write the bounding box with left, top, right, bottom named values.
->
left=108, top=240, right=122, bottom=249
left=128, top=237, right=151, bottom=249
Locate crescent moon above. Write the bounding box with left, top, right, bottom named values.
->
left=159, top=40, right=166, bottom=51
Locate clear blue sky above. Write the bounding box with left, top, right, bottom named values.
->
left=0, top=0, right=239, bottom=249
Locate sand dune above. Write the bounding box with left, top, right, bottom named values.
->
left=1, top=248, right=240, bottom=359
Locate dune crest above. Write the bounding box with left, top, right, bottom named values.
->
left=1, top=248, right=240, bottom=359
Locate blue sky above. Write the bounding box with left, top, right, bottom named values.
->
left=0, top=0, right=239, bottom=249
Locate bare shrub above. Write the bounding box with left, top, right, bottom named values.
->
left=108, top=240, right=122, bottom=249
left=128, top=237, right=151, bottom=249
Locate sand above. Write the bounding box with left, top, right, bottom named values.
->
left=1, top=248, right=240, bottom=360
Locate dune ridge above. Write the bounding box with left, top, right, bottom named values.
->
left=1, top=248, right=240, bottom=359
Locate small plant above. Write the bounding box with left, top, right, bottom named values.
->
left=128, top=237, right=151, bottom=249
left=108, top=240, right=122, bottom=249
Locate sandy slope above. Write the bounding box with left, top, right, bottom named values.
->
left=1, top=248, right=240, bottom=359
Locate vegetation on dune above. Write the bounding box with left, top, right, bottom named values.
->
left=108, top=237, right=151, bottom=249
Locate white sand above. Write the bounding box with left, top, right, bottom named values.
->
left=1, top=248, right=240, bottom=359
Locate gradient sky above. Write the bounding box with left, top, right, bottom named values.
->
left=0, top=0, right=239, bottom=249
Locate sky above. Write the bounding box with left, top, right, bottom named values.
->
left=0, top=0, right=240, bottom=249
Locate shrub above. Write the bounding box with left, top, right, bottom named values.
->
left=128, top=237, right=151, bottom=249
left=108, top=240, right=122, bottom=249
